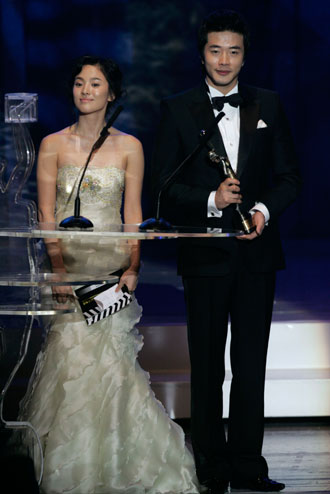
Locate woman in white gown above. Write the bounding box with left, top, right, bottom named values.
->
left=19, top=56, right=200, bottom=494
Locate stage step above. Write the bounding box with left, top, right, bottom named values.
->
left=138, top=320, right=330, bottom=419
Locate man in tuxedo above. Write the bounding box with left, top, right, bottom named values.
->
left=151, top=9, right=301, bottom=494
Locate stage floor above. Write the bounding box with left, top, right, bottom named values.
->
left=257, top=420, right=330, bottom=494
left=180, top=419, right=330, bottom=493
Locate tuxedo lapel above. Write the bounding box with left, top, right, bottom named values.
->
left=188, top=85, right=227, bottom=163
left=186, top=84, right=261, bottom=179
left=237, top=84, right=260, bottom=177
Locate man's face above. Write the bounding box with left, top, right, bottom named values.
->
left=202, top=31, right=244, bottom=94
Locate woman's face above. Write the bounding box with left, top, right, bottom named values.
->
left=73, top=64, right=113, bottom=115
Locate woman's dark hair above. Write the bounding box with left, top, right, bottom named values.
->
left=69, top=55, right=123, bottom=113
left=198, top=10, right=250, bottom=58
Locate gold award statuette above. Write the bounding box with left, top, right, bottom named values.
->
left=208, top=150, right=256, bottom=234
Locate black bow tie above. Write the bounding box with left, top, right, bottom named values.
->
left=211, top=93, right=243, bottom=112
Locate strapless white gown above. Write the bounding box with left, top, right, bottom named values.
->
left=19, top=165, right=200, bottom=494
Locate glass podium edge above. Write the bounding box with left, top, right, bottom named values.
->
left=0, top=223, right=243, bottom=239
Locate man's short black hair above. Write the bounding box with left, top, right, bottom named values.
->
left=198, top=10, right=250, bottom=57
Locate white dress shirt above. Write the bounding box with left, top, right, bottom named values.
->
left=206, top=81, right=269, bottom=223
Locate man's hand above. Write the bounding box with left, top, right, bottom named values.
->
left=238, top=210, right=265, bottom=240
left=215, top=177, right=242, bottom=210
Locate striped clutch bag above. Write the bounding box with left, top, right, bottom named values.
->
left=75, top=280, right=132, bottom=326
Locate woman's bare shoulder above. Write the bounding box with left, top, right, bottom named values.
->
left=110, top=128, right=143, bottom=151
left=39, top=126, right=73, bottom=152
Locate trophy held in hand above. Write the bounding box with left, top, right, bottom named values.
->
left=208, top=150, right=256, bottom=234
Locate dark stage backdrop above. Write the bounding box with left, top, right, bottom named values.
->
left=0, top=0, right=329, bottom=238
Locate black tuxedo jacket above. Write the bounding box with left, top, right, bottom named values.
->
left=151, top=83, right=301, bottom=276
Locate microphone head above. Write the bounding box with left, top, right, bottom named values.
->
left=99, top=127, right=109, bottom=138
left=100, top=105, right=124, bottom=136
left=139, top=217, right=173, bottom=231
left=59, top=215, right=94, bottom=229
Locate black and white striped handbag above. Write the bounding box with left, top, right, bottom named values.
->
left=75, top=280, right=132, bottom=326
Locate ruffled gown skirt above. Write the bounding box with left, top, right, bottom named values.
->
left=19, top=299, right=199, bottom=494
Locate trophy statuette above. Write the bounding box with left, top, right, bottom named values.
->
left=208, top=150, right=256, bottom=234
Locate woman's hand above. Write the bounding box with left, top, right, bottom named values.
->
left=51, top=267, right=74, bottom=304
left=116, top=268, right=139, bottom=293
left=52, top=284, right=74, bottom=304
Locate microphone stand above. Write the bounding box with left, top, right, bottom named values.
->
left=59, top=105, right=123, bottom=229
left=139, top=111, right=225, bottom=231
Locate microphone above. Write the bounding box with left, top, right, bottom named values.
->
left=139, top=111, right=225, bottom=231
left=59, top=105, right=123, bottom=229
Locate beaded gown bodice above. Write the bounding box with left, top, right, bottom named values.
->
left=55, top=165, right=130, bottom=275
left=56, top=165, right=124, bottom=227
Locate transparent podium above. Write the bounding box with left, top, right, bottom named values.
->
left=0, top=225, right=239, bottom=484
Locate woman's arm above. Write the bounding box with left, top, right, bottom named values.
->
left=37, top=135, right=58, bottom=224
left=117, top=136, right=144, bottom=292
left=37, top=135, right=73, bottom=302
